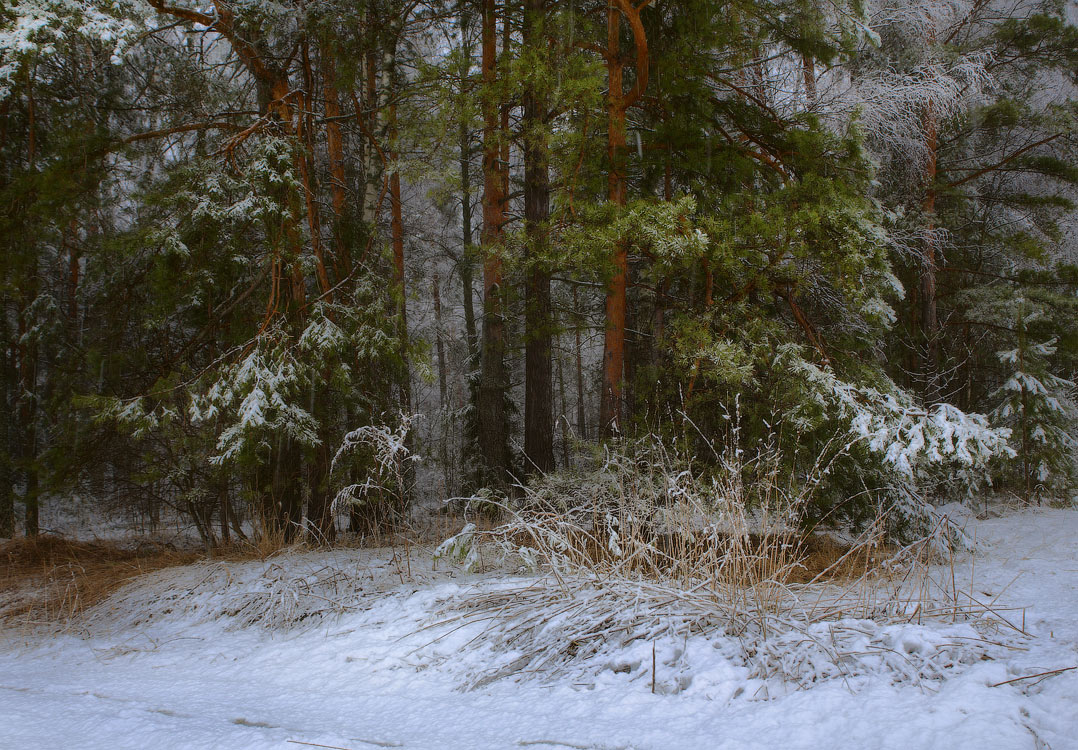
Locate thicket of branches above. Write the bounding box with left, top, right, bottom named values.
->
left=1, top=0, right=1076, bottom=547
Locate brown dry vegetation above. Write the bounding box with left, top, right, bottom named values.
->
left=0, top=536, right=198, bottom=626
left=0, top=517, right=895, bottom=631
left=500, top=517, right=890, bottom=587
left=792, top=533, right=896, bottom=583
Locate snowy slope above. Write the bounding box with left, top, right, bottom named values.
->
left=1, top=508, right=1075, bottom=750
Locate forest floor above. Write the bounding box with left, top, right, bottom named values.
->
left=0, top=505, right=1076, bottom=750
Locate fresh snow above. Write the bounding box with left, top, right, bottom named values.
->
left=2, top=508, right=1077, bottom=750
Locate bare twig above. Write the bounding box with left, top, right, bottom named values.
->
left=990, top=665, right=1077, bottom=688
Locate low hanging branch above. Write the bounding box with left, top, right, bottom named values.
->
left=215, top=90, right=304, bottom=164
left=611, top=0, right=652, bottom=110
left=122, top=121, right=243, bottom=144
left=785, top=287, right=832, bottom=368
left=146, top=0, right=276, bottom=84
left=712, top=120, right=790, bottom=179
left=707, top=72, right=783, bottom=124
left=946, top=133, right=1063, bottom=189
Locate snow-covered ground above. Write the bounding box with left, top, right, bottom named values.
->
left=1, top=508, right=1076, bottom=750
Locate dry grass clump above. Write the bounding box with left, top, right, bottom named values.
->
left=87, top=558, right=371, bottom=632
left=433, top=437, right=1014, bottom=689
left=0, top=535, right=196, bottom=626
left=433, top=516, right=1008, bottom=691
left=454, top=436, right=853, bottom=594
left=0, top=534, right=370, bottom=632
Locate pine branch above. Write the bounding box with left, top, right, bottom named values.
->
left=122, top=121, right=242, bottom=144
left=946, top=133, right=1063, bottom=189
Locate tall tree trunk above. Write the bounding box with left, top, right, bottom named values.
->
left=433, top=273, right=453, bottom=496
left=0, top=320, right=13, bottom=537
left=599, top=6, right=628, bottom=437
left=459, top=9, right=480, bottom=362
left=389, top=101, right=412, bottom=417
left=299, top=40, right=332, bottom=299
left=433, top=274, right=449, bottom=409
left=0, top=421, right=11, bottom=538
left=918, top=18, right=942, bottom=404
left=362, top=43, right=384, bottom=228
left=23, top=451, right=38, bottom=538
left=523, top=0, right=555, bottom=475
left=921, top=97, right=940, bottom=402
left=65, top=218, right=79, bottom=324
left=556, top=339, right=571, bottom=468
left=599, top=0, right=648, bottom=437
left=802, top=53, right=817, bottom=103
left=476, top=0, right=511, bottom=491
left=458, top=101, right=480, bottom=488
left=15, top=252, right=38, bottom=539
left=573, top=286, right=588, bottom=440
left=460, top=121, right=479, bottom=361
left=19, top=75, right=39, bottom=538
left=321, top=44, right=351, bottom=279
left=386, top=45, right=416, bottom=513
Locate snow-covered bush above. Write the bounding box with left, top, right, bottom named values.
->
left=191, top=335, right=319, bottom=464
left=991, top=339, right=1078, bottom=502
left=768, top=346, right=1012, bottom=534
left=331, top=413, right=419, bottom=533
left=951, top=286, right=1078, bottom=504
left=83, top=378, right=228, bottom=548
left=82, top=125, right=409, bottom=542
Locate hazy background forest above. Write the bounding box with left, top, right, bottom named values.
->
left=2, top=0, right=1077, bottom=549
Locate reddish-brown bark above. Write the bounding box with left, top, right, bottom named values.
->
left=477, top=0, right=511, bottom=488
left=599, top=0, right=649, bottom=437
left=321, top=48, right=349, bottom=277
